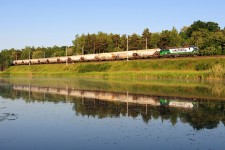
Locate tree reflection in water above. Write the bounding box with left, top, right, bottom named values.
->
left=1, top=78, right=225, bottom=130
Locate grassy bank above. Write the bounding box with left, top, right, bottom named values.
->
left=2, top=56, right=225, bottom=80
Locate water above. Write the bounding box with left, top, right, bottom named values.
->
left=0, top=77, right=225, bottom=150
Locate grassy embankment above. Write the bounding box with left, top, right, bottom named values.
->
left=1, top=56, right=225, bottom=80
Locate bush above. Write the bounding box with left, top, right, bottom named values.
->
left=195, top=63, right=210, bottom=71
left=199, top=46, right=223, bottom=55
left=78, top=63, right=111, bottom=73
left=210, top=64, right=225, bottom=79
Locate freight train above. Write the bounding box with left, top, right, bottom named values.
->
left=13, top=46, right=198, bottom=65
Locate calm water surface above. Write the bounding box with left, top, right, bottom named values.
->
left=0, top=77, right=225, bottom=150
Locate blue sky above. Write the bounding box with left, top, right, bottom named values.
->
left=0, top=0, right=224, bottom=50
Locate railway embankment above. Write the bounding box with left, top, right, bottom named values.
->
left=2, top=56, right=225, bottom=80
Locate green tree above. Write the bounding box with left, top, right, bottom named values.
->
left=179, top=26, right=189, bottom=46
left=189, top=29, right=210, bottom=49
left=20, top=46, right=33, bottom=60
left=169, top=27, right=181, bottom=47
left=120, top=34, right=127, bottom=51
left=149, top=33, right=160, bottom=48
left=110, top=34, right=121, bottom=51
left=129, top=33, right=142, bottom=50
left=205, top=21, right=220, bottom=32
left=189, top=29, right=225, bottom=55
left=159, top=30, right=171, bottom=48
left=187, top=20, right=220, bottom=37
left=142, top=28, right=152, bottom=49
left=0, top=49, right=17, bottom=69
left=52, top=46, right=65, bottom=57
left=72, top=34, right=86, bottom=55
left=67, top=47, right=74, bottom=56
left=32, top=50, right=44, bottom=59
left=96, top=32, right=109, bottom=53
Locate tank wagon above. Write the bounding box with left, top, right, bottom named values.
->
left=12, top=46, right=197, bottom=66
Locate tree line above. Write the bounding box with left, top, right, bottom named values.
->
left=1, top=20, right=225, bottom=70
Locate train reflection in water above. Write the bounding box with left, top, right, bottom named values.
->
left=13, top=85, right=195, bottom=109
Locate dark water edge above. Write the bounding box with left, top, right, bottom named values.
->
left=0, top=77, right=225, bottom=150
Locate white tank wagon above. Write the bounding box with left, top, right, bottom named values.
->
left=134, top=49, right=161, bottom=59
left=36, top=58, right=49, bottom=64
left=55, top=56, right=72, bottom=63
left=80, top=54, right=99, bottom=62
left=116, top=51, right=128, bottom=60
left=13, top=60, right=24, bottom=65
left=45, top=57, right=60, bottom=63
left=30, top=59, right=40, bottom=64
left=95, top=53, right=116, bottom=61
left=70, top=55, right=83, bottom=62
left=13, top=59, right=30, bottom=65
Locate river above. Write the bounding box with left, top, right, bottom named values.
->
left=0, top=77, right=225, bottom=150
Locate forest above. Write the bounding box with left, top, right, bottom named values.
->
left=0, top=20, right=225, bottom=70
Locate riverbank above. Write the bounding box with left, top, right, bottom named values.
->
left=1, top=56, right=225, bottom=80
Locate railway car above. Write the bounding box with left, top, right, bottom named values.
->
left=57, top=56, right=68, bottom=63
left=159, top=46, right=198, bottom=56
left=135, top=49, right=160, bottom=58
left=70, top=55, right=83, bottom=62
left=81, top=54, right=99, bottom=61
left=37, top=58, right=48, bottom=64
left=46, top=57, right=60, bottom=63
left=13, top=59, right=30, bottom=65
left=96, top=53, right=115, bottom=61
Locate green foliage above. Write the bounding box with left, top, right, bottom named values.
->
left=20, top=47, right=32, bottom=59
left=195, top=63, right=211, bottom=71
left=142, top=28, right=152, bottom=49
left=78, top=63, right=112, bottom=73
left=129, top=33, right=142, bottom=50
left=149, top=33, right=160, bottom=48
left=187, top=20, right=220, bottom=37
left=32, top=50, right=44, bottom=59
left=159, top=30, right=171, bottom=48
left=210, top=64, right=225, bottom=78
left=189, top=28, right=225, bottom=54
left=158, top=27, right=181, bottom=48
left=199, top=46, right=223, bottom=55
left=0, top=49, right=20, bottom=70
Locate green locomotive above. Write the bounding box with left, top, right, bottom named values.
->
left=160, top=46, right=198, bottom=56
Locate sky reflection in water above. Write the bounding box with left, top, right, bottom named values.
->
left=0, top=78, right=225, bottom=150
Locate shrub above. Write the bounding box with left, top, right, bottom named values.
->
left=78, top=63, right=111, bottom=73
left=195, top=63, right=210, bottom=71
left=210, top=64, right=225, bottom=79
